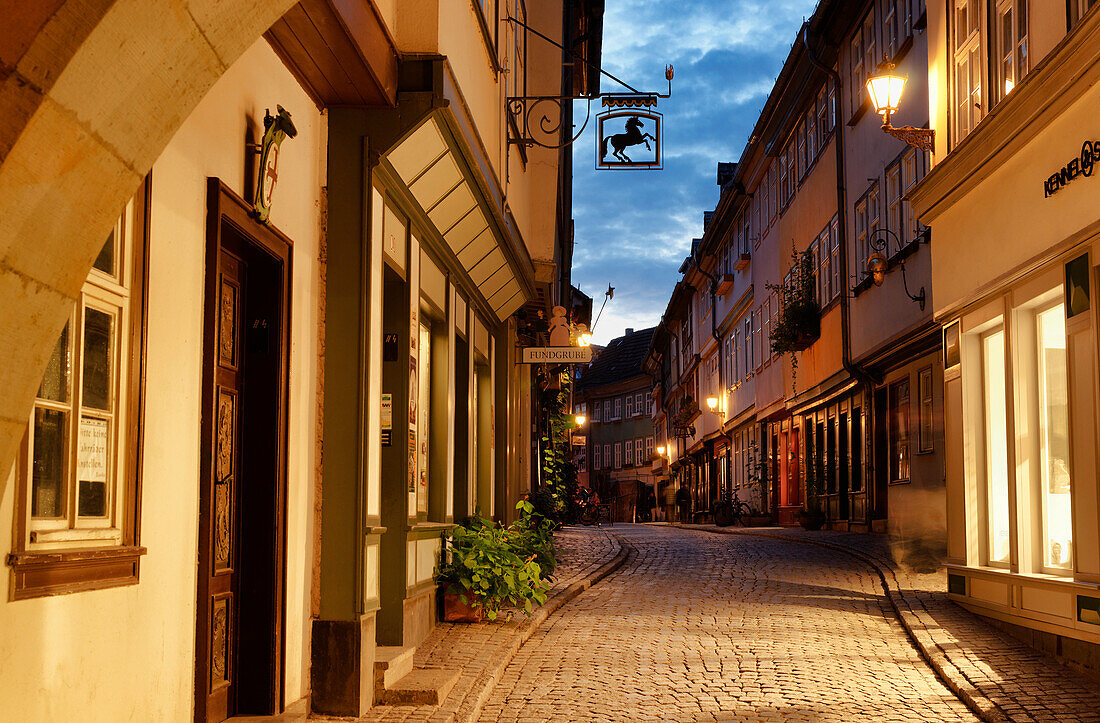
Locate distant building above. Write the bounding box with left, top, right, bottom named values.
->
left=577, top=327, right=658, bottom=521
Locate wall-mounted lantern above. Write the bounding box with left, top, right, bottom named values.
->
left=866, top=64, right=934, bottom=153
left=865, top=228, right=926, bottom=311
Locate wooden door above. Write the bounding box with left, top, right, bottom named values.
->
left=196, top=180, right=290, bottom=723
left=201, top=248, right=246, bottom=722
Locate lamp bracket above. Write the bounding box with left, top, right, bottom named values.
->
left=866, top=228, right=927, bottom=311
left=881, top=120, right=935, bottom=153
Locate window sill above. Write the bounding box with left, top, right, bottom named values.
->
left=7, top=545, right=146, bottom=600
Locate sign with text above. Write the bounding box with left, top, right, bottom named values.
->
left=572, top=435, right=587, bottom=446
left=381, top=393, right=392, bottom=446
left=521, top=347, right=592, bottom=364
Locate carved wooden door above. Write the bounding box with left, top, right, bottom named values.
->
left=199, top=249, right=245, bottom=722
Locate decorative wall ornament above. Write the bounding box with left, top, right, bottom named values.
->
left=252, top=105, right=298, bottom=223
left=211, top=598, right=229, bottom=685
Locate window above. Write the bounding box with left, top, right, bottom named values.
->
left=625, top=395, right=634, bottom=417
left=614, top=442, right=622, bottom=469
left=635, top=438, right=645, bottom=466
left=13, top=184, right=148, bottom=598
left=992, top=0, right=1028, bottom=104
left=603, top=443, right=611, bottom=469
left=796, top=121, right=807, bottom=180
left=883, top=0, right=913, bottom=60
left=850, top=30, right=865, bottom=116
left=1071, top=0, right=1098, bottom=27
left=918, top=367, right=934, bottom=453
left=889, top=379, right=911, bottom=483
left=613, top=397, right=621, bottom=420
left=592, top=400, right=601, bottom=423
left=645, top=393, right=653, bottom=415
left=593, top=444, right=601, bottom=470
left=829, top=216, right=841, bottom=300
left=635, top=392, right=644, bottom=416
left=980, top=328, right=1011, bottom=564
left=854, top=187, right=878, bottom=285
left=1033, top=303, right=1071, bottom=571
left=604, top=399, right=612, bottom=420
left=862, top=10, right=878, bottom=97
left=816, top=85, right=830, bottom=150
left=646, top=437, right=655, bottom=459
left=416, top=319, right=432, bottom=516
left=952, top=0, right=983, bottom=142
left=624, top=440, right=633, bottom=466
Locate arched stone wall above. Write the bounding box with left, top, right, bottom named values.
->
left=0, top=0, right=298, bottom=496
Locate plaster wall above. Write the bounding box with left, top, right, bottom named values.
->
left=0, top=39, right=323, bottom=720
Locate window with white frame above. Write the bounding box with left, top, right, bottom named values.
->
left=829, top=216, right=841, bottom=300
left=645, top=393, right=653, bottom=415
left=613, top=442, right=622, bottom=469
left=635, top=438, right=645, bottom=465
left=592, top=399, right=601, bottom=422
left=593, top=444, right=601, bottom=469
left=854, top=187, right=879, bottom=285
left=604, top=399, right=611, bottom=421
left=850, top=29, right=865, bottom=116
left=646, top=436, right=655, bottom=459
left=635, top=392, right=644, bottom=416
left=603, top=443, right=611, bottom=469
left=613, top=398, right=621, bottom=420
left=992, top=0, right=1028, bottom=104
left=624, top=439, right=633, bottom=466
left=625, top=394, right=634, bottom=417
left=979, top=326, right=1011, bottom=564
left=17, top=187, right=148, bottom=596
left=953, top=0, right=984, bottom=143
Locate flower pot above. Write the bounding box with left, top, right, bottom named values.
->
left=442, top=590, right=484, bottom=622
left=797, top=510, right=824, bottom=531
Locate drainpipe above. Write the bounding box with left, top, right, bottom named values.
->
left=801, top=23, right=880, bottom=520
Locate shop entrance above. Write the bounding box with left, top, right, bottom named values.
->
left=195, top=180, right=290, bottom=722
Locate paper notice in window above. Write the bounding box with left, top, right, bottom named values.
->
left=77, top=417, right=108, bottom=483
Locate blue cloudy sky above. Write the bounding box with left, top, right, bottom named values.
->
left=571, top=0, right=818, bottom=345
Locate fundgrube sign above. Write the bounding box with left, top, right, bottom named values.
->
left=521, top=347, right=593, bottom=364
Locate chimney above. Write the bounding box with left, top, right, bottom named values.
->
left=625, top=328, right=634, bottom=335
left=717, top=162, right=738, bottom=187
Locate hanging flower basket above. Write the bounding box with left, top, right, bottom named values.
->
left=670, top=397, right=699, bottom=438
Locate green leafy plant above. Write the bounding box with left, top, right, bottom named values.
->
left=508, top=500, right=558, bottom=579
left=670, top=396, right=699, bottom=437
left=435, top=507, right=552, bottom=620
left=767, top=248, right=821, bottom=392
left=535, top=374, right=579, bottom=523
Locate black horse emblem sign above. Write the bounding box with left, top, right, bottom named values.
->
left=596, top=110, right=662, bottom=170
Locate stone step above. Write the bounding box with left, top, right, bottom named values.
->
left=373, top=646, right=416, bottom=704
left=380, top=667, right=461, bottom=707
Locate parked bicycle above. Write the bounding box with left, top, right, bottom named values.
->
left=574, top=487, right=600, bottom=526
left=712, top=489, right=754, bottom=527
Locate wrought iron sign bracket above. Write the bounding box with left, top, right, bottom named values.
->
left=865, top=228, right=926, bottom=311
left=503, top=16, right=672, bottom=151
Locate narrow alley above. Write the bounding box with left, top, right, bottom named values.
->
left=481, top=526, right=975, bottom=722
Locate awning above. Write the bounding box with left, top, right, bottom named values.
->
left=384, top=115, right=529, bottom=321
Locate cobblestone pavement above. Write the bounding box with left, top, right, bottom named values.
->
left=339, top=526, right=625, bottom=723
left=682, top=524, right=1100, bottom=723
left=480, top=525, right=977, bottom=723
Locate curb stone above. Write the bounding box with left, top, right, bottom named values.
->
left=453, top=527, right=629, bottom=723
left=671, top=523, right=1009, bottom=723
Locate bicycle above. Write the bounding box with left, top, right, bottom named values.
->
left=574, top=487, right=600, bottom=526
left=712, top=490, right=754, bottom=527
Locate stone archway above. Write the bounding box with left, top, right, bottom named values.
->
left=0, top=0, right=298, bottom=497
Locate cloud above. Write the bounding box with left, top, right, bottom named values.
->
left=572, top=0, right=816, bottom=345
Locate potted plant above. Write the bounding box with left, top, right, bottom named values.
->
left=768, top=249, right=821, bottom=392
left=436, top=505, right=552, bottom=622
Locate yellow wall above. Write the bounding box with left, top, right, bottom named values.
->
left=0, top=39, right=324, bottom=720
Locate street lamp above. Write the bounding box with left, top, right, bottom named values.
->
left=705, top=396, right=719, bottom=412
left=866, top=63, right=934, bottom=153
left=656, top=445, right=666, bottom=455
left=574, top=414, right=586, bottom=427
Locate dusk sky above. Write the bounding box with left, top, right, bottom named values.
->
left=571, top=0, right=818, bottom=345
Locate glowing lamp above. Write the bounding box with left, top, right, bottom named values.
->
left=866, top=72, right=906, bottom=118
left=705, top=396, right=719, bottom=410
left=574, top=414, right=586, bottom=427
left=656, top=445, right=666, bottom=455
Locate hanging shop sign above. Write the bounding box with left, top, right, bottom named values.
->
left=1044, top=141, right=1100, bottom=198
left=596, top=107, right=662, bottom=170
left=521, top=347, right=592, bottom=364
left=252, top=105, right=298, bottom=223
left=572, top=435, right=587, bottom=446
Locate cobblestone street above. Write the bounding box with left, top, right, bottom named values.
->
left=480, top=525, right=976, bottom=722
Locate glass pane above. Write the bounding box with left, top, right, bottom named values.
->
left=417, top=322, right=431, bottom=515
left=1036, top=305, right=1071, bottom=570
left=983, top=330, right=1011, bottom=563
left=93, top=231, right=115, bottom=275
left=82, top=307, right=114, bottom=411
left=32, top=407, right=67, bottom=518
left=38, top=321, right=71, bottom=403
left=77, top=416, right=110, bottom=517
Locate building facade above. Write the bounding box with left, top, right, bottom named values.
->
left=0, top=1, right=601, bottom=720
left=646, top=0, right=946, bottom=550
left=579, top=327, right=659, bottom=520
left=911, top=0, right=1100, bottom=670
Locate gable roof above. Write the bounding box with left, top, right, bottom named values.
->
left=576, top=326, right=656, bottom=392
